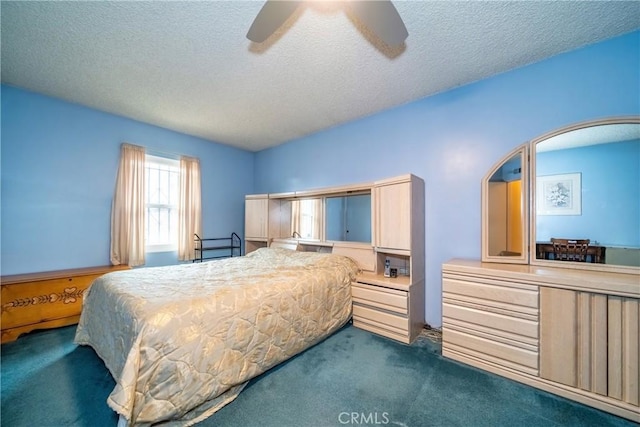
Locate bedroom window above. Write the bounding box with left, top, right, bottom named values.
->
left=299, top=198, right=321, bottom=240
left=145, top=155, right=180, bottom=252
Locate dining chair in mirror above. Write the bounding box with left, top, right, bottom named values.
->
left=550, top=238, right=590, bottom=262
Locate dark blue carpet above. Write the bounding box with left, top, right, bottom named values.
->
left=1, top=324, right=635, bottom=426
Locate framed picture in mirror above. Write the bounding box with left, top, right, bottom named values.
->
left=536, top=173, right=582, bottom=216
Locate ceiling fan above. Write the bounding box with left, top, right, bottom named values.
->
left=246, top=0, right=408, bottom=47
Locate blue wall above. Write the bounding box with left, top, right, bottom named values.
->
left=536, top=140, right=640, bottom=247
left=2, top=31, right=638, bottom=327
left=1, top=86, right=254, bottom=275
left=254, top=31, right=640, bottom=327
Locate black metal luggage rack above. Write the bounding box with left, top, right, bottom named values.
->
left=193, top=232, right=241, bottom=262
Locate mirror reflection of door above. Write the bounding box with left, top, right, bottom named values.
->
left=488, top=154, right=523, bottom=257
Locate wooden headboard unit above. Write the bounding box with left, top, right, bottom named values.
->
left=269, top=238, right=375, bottom=273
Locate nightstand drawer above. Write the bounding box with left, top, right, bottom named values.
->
left=353, top=319, right=409, bottom=344
left=353, top=304, right=409, bottom=331
left=352, top=282, right=407, bottom=315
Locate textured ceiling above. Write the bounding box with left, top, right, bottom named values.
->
left=537, top=123, right=640, bottom=152
left=2, top=1, right=639, bottom=152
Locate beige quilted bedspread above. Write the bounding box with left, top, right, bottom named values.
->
left=74, top=248, right=359, bottom=426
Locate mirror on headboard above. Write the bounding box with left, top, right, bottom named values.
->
left=290, top=198, right=323, bottom=240
left=482, top=146, right=529, bottom=264
left=325, top=193, right=372, bottom=243
left=532, top=119, right=640, bottom=271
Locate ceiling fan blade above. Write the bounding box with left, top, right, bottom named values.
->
left=247, top=1, right=301, bottom=43
left=349, top=0, right=408, bottom=46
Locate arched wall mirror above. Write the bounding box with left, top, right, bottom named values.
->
left=531, top=118, right=640, bottom=272
left=482, top=117, right=640, bottom=274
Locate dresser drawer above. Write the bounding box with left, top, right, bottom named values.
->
left=352, top=282, right=408, bottom=315
left=444, top=277, right=539, bottom=309
left=443, top=302, right=539, bottom=340
left=444, top=327, right=538, bottom=372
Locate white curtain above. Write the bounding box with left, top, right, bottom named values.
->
left=110, top=143, right=146, bottom=267
left=311, top=199, right=322, bottom=240
left=291, top=199, right=322, bottom=239
left=178, top=156, right=202, bottom=261
left=291, top=200, right=301, bottom=237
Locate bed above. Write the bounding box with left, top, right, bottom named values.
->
left=74, top=247, right=359, bottom=426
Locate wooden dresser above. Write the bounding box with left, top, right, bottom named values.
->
left=442, top=259, right=640, bottom=423
left=1, top=265, right=129, bottom=343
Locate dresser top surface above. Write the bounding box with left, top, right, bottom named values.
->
left=444, top=258, right=639, bottom=298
